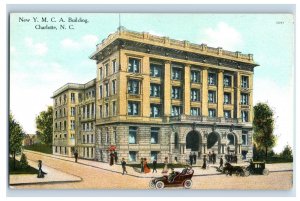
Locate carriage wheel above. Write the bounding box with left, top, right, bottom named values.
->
left=183, top=179, right=193, bottom=189
left=149, top=180, right=155, bottom=189
left=262, top=169, right=269, bottom=175
left=155, top=181, right=165, bottom=189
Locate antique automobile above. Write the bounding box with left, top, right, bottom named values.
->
left=246, top=161, right=269, bottom=175
left=223, top=162, right=250, bottom=177
left=149, top=167, right=194, bottom=189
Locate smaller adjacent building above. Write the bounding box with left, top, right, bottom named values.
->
left=22, top=134, right=40, bottom=146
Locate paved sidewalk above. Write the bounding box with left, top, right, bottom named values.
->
left=23, top=150, right=293, bottom=179
left=9, top=155, right=82, bottom=186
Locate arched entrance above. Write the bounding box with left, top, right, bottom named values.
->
left=186, top=130, right=201, bottom=151
left=207, top=131, right=221, bottom=153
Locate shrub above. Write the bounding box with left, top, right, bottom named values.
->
left=19, top=153, right=29, bottom=169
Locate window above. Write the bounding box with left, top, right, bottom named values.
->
left=92, top=90, right=95, bottom=97
left=241, top=76, right=249, bottom=88
left=59, top=122, right=62, bottom=130
left=113, top=127, right=117, bottom=143
left=190, top=107, right=200, bottom=116
left=191, top=89, right=200, bottom=101
left=172, top=86, right=182, bottom=99
left=224, top=110, right=231, bottom=119
left=105, top=103, right=109, bottom=117
left=171, top=105, right=182, bottom=116
left=55, top=99, right=57, bottom=106
left=151, top=128, right=159, bottom=144
left=242, top=131, right=248, bottom=145
left=241, top=111, right=249, bottom=122
left=63, top=94, right=67, bottom=103
left=71, top=107, right=76, bottom=116
left=150, top=104, right=161, bottom=117
left=174, top=133, right=179, bottom=149
left=86, top=104, right=90, bottom=118
left=105, top=128, right=109, bottom=143
left=105, top=63, right=109, bottom=77
left=55, top=122, right=58, bottom=130
left=71, top=93, right=75, bottom=103
left=128, top=101, right=139, bottom=116
left=91, top=103, right=95, bottom=117
left=208, top=109, right=216, bottom=117
left=241, top=93, right=249, bottom=105
left=64, top=121, right=66, bottom=130
left=224, top=75, right=232, bottom=87
left=191, top=70, right=200, bottom=83
left=105, top=83, right=109, bottom=97
left=59, top=109, right=62, bottom=117
left=172, top=67, right=183, bottom=80
left=70, top=120, right=75, bottom=130
left=99, top=85, right=103, bottom=98
left=55, top=111, right=57, bottom=119
left=59, top=97, right=62, bottom=105
left=112, top=80, right=116, bottom=95
left=112, top=60, right=117, bottom=73
left=112, top=101, right=117, bottom=116
left=91, top=122, right=94, bottom=131
left=63, top=108, right=66, bottom=117
left=151, top=151, right=159, bottom=161
left=86, top=123, right=89, bottom=131
left=128, top=79, right=140, bottom=94
left=208, top=91, right=217, bottom=103
left=150, top=63, right=162, bottom=77
left=208, top=73, right=217, bottom=85
left=87, top=135, right=90, bottom=144
left=99, top=67, right=103, bottom=79
left=150, top=84, right=161, bottom=97
left=224, top=93, right=231, bottom=104
left=227, top=134, right=235, bottom=145
left=128, top=58, right=140, bottom=73
left=99, top=105, right=102, bottom=118
left=129, top=127, right=137, bottom=144
left=129, top=151, right=137, bottom=162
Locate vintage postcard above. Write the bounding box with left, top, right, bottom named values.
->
left=9, top=13, right=294, bottom=190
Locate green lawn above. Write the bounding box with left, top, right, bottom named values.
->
left=9, top=157, right=38, bottom=175
left=23, top=143, right=52, bottom=154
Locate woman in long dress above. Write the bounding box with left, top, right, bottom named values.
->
left=162, top=157, right=168, bottom=174
left=143, top=158, right=151, bottom=173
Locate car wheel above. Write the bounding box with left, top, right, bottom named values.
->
left=244, top=170, right=250, bottom=177
left=155, top=181, right=164, bottom=189
left=149, top=180, right=155, bottom=189
left=262, top=169, right=269, bottom=175
left=183, top=179, right=193, bottom=189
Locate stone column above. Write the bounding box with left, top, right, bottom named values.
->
left=217, top=70, right=224, bottom=117
left=184, top=64, right=191, bottom=115
left=118, top=50, right=127, bottom=116
left=164, top=61, right=171, bottom=116
left=235, top=71, right=241, bottom=119
left=142, top=56, right=150, bottom=117
left=249, top=73, right=254, bottom=122
left=201, top=67, right=208, bottom=116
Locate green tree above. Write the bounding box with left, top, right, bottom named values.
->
left=19, top=153, right=29, bottom=169
left=36, top=106, right=53, bottom=145
left=280, top=144, right=293, bottom=160
left=253, top=103, right=277, bottom=160
left=9, top=113, right=25, bottom=170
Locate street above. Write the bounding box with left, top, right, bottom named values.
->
left=11, top=151, right=293, bottom=190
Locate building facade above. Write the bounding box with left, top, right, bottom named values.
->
left=53, top=27, right=258, bottom=164
left=52, top=79, right=96, bottom=158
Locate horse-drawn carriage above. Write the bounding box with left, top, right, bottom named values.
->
left=222, top=161, right=269, bottom=176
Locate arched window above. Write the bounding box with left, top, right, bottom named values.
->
left=227, top=133, right=235, bottom=145
left=174, top=133, right=179, bottom=149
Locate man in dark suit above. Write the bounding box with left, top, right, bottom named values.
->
left=193, top=152, right=197, bottom=164
left=152, top=159, right=157, bottom=173
left=189, top=152, right=193, bottom=166
left=121, top=158, right=127, bottom=175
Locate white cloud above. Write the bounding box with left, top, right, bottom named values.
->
left=61, top=34, right=99, bottom=50
left=200, top=22, right=243, bottom=51
left=24, top=37, right=48, bottom=56
left=253, top=77, right=294, bottom=153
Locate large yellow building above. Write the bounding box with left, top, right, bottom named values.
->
left=53, top=27, right=258, bottom=164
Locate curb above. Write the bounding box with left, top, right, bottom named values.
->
left=10, top=179, right=82, bottom=186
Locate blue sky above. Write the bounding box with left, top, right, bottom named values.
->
left=10, top=13, right=294, bottom=153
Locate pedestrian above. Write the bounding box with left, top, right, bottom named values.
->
left=162, top=157, right=168, bottom=174
left=152, top=159, right=157, bottom=173
left=37, top=160, right=47, bottom=178
left=208, top=152, right=212, bottom=164
left=212, top=151, right=216, bottom=164
left=121, top=158, right=127, bottom=175
left=189, top=152, right=193, bottom=166
left=143, top=158, right=151, bottom=174
left=109, top=151, right=114, bottom=166
left=234, top=155, right=238, bottom=164
left=74, top=149, right=78, bottom=163
left=219, top=155, right=224, bottom=170
left=202, top=155, right=207, bottom=169
left=114, top=151, right=118, bottom=164
left=193, top=152, right=197, bottom=164
left=140, top=158, right=144, bottom=173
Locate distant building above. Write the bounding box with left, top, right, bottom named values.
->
left=53, top=27, right=258, bottom=163
left=23, top=134, right=40, bottom=146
